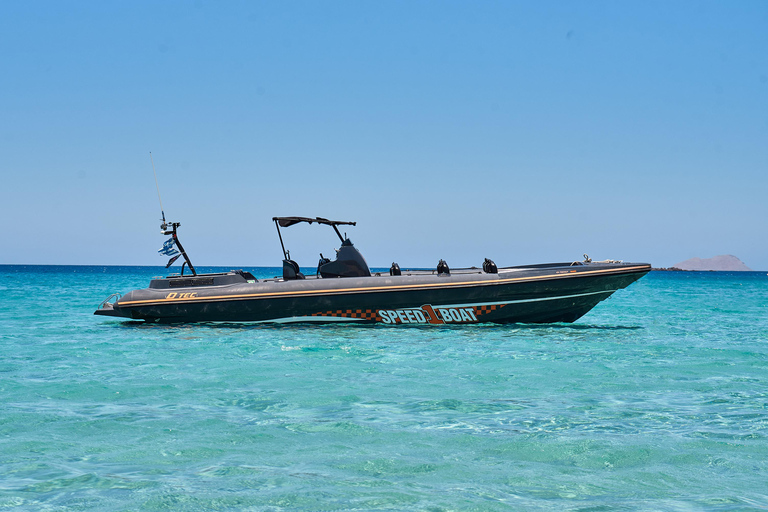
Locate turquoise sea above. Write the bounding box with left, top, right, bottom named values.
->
left=1, top=265, right=767, bottom=511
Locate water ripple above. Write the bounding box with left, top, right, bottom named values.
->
left=2, top=268, right=768, bottom=510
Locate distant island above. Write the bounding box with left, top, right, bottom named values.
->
left=655, top=255, right=752, bottom=272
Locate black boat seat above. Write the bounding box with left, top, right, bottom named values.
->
left=283, top=259, right=305, bottom=280
left=317, top=254, right=331, bottom=276
left=318, top=240, right=371, bottom=278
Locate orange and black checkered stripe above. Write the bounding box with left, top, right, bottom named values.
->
left=311, top=308, right=381, bottom=321
left=474, top=304, right=506, bottom=317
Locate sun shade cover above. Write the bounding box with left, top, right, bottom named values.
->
left=273, top=216, right=357, bottom=228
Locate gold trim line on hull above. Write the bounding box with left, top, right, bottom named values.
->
left=116, top=265, right=650, bottom=308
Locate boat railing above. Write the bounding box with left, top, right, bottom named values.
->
left=99, top=293, right=122, bottom=309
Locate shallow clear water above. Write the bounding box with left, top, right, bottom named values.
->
left=1, top=266, right=767, bottom=511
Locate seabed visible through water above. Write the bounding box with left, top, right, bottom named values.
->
left=1, top=266, right=767, bottom=510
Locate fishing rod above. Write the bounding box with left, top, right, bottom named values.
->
left=150, top=152, right=196, bottom=276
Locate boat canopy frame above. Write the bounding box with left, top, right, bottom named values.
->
left=162, top=221, right=197, bottom=277
left=272, top=216, right=357, bottom=260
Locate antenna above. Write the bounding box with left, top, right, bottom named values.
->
left=149, top=152, right=166, bottom=226
left=148, top=152, right=196, bottom=276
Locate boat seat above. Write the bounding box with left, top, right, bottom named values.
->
left=317, top=254, right=331, bottom=276
left=282, top=259, right=305, bottom=280
left=318, top=240, right=371, bottom=278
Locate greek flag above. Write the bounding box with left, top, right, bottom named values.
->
left=158, top=237, right=179, bottom=256
left=165, top=254, right=181, bottom=268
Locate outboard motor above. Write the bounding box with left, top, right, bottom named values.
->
left=282, top=259, right=305, bottom=280
left=437, top=259, right=450, bottom=275
left=483, top=258, right=498, bottom=274
left=319, top=238, right=371, bottom=278
left=390, top=262, right=401, bottom=276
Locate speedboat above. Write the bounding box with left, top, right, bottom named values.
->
left=95, top=216, right=650, bottom=324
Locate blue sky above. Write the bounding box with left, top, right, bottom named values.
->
left=1, top=1, right=766, bottom=269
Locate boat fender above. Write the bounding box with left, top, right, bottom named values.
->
left=437, top=259, right=450, bottom=275
left=482, top=258, right=498, bottom=274
left=390, top=262, right=401, bottom=276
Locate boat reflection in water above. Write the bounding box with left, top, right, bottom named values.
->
left=95, top=216, right=650, bottom=324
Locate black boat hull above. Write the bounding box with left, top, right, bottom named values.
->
left=95, top=262, right=650, bottom=324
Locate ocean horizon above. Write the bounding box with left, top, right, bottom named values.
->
left=1, top=265, right=766, bottom=510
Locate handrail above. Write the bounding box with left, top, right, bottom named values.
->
left=99, top=293, right=122, bottom=309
